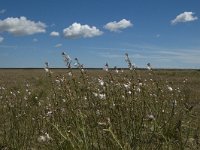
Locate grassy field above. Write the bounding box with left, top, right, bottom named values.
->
left=0, top=67, right=200, bottom=149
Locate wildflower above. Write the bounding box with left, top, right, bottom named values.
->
left=124, top=82, right=131, bottom=89
left=38, top=135, right=46, bottom=142
left=124, top=83, right=130, bottom=89
left=55, top=79, right=60, bottom=84
left=96, top=110, right=100, bottom=115
left=167, top=86, right=173, bottom=91
left=93, top=92, right=98, bottom=97
left=103, top=62, right=109, bottom=71
left=99, top=93, right=106, bottom=99
left=46, top=111, right=53, bottom=116
left=0, top=87, right=5, bottom=90
left=98, top=122, right=107, bottom=126
left=45, top=132, right=51, bottom=140
left=44, top=68, right=49, bottom=73
left=98, top=78, right=104, bottom=86
left=125, top=53, right=134, bottom=70
left=114, top=66, right=119, bottom=73
left=147, top=63, right=152, bottom=70
left=68, top=72, right=72, bottom=76
left=173, top=99, right=177, bottom=106
left=147, top=114, right=155, bottom=121
left=38, top=132, right=51, bottom=142
left=62, top=52, right=72, bottom=68
left=136, top=87, right=141, bottom=92
left=81, top=68, right=84, bottom=72
left=44, top=62, right=49, bottom=73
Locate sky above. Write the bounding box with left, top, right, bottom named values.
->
left=0, top=0, right=200, bottom=68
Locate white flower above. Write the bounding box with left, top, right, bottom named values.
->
left=93, top=92, right=98, bottom=97
left=45, top=132, right=51, bottom=140
left=74, top=62, right=78, bottom=66
left=124, top=82, right=131, bottom=89
left=44, top=68, right=49, bottom=73
left=136, top=87, right=141, bottom=92
left=167, top=86, right=173, bottom=91
left=103, top=67, right=108, bottom=72
left=38, top=133, right=51, bottom=142
left=38, top=135, right=46, bottom=142
left=138, top=83, right=142, bottom=86
left=68, top=72, right=72, bottom=76
left=55, top=79, right=60, bottom=83
left=96, top=110, right=100, bottom=115
left=99, top=94, right=106, bottom=99
left=147, top=114, right=155, bottom=121
left=46, top=111, right=53, bottom=116
left=98, top=79, right=104, bottom=86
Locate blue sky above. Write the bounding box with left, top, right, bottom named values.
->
left=0, top=0, right=200, bottom=68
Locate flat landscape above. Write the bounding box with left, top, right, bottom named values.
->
left=0, top=68, right=199, bottom=149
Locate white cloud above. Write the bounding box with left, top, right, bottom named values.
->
left=63, top=22, right=103, bottom=39
left=55, top=43, right=62, bottom=48
left=0, top=16, right=46, bottom=36
left=0, top=36, right=4, bottom=43
left=104, top=19, right=133, bottom=32
left=33, top=38, right=38, bottom=42
left=171, top=12, right=198, bottom=25
left=50, top=31, right=59, bottom=37
left=156, top=34, right=160, bottom=38
left=0, top=9, right=6, bottom=14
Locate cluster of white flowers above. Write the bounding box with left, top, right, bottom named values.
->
left=93, top=92, right=106, bottom=99
left=38, top=132, right=51, bottom=142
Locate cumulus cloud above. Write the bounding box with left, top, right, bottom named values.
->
left=0, top=9, right=6, bottom=14
left=104, top=19, right=133, bottom=32
left=50, top=31, right=59, bottom=37
left=0, top=16, right=46, bottom=36
left=55, top=43, right=62, bottom=48
left=0, top=36, right=4, bottom=43
left=33, top=38, right=38, bottom=42
left=171, top=12, right=198, bottom=25
left=156, top=34, right=160, bottom=38
left=63, top=22, right=103, bottom=39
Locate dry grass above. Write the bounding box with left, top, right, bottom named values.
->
left=0, top=61, right=199, bottom=149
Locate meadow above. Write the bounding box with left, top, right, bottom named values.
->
left=0, top=54, right=200, bottom=149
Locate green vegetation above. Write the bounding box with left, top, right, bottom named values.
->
left=0, top=54, right=199, bottom=149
